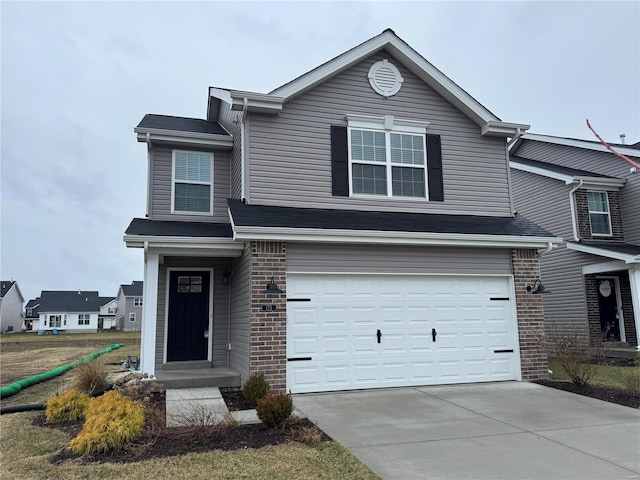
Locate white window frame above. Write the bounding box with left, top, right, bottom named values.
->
left=78, top=314, right=90, bottom=326
left=171, top=150, right=214, bottom=215
left=587, top=190, right=612, bottom=237
left=129, top=312, right=136, bottom=323
left=346, top=114, right=429, bottom=199
left=133, top=297, right=143, bottom=307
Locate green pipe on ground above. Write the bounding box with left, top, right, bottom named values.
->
left=0, top=343, right=124, bottom=399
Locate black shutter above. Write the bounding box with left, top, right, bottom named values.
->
left=427, top=134, right=444, bottom=201
left=331, top=125, right=349, bottom=196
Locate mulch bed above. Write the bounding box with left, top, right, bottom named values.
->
left=533, top=379, right=640, bottom=409
left=37, top=389, right=331, bottom=465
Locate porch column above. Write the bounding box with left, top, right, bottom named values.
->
left=629, top=268, right=640, bottom=351
left=140, top=251, right=159, bottom=376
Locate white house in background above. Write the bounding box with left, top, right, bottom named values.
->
left=29, top=291, right=104, bottom=332
left=0, top=280, right=24, bottom=333
left=99, top=297, right=118, bottom=329
left=115, top=281, right=143, bottom=331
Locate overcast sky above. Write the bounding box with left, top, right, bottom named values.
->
left=1, top=1, right=638, bottom=304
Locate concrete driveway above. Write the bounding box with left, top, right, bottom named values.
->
left=293, top=382, right=640, bottom=480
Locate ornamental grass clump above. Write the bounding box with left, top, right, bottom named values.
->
left=45, top=389, right=90, bottom=424
left=68, top=390, right=144, bottom=456
left=256, top=393, right=293, bottom=429
left=70, top=359, right=109, bottom=394
left=242, top=372, right=270, bottom=406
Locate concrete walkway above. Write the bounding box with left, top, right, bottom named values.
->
left=293, top=382, right=640, bottom=480
left=165, top=387, right=259, bottom=427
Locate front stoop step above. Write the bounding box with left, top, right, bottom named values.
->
left=155, top=367, right=241, bottom=389
left=165, top=387, right=259, bottom=428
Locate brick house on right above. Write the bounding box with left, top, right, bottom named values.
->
left=510, top=133, right=640, bottom=352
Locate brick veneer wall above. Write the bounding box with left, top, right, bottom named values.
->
left=575, top=190, right=624, bottom=240
left=619, top=273, right=638, bottom=347
left=249, top=241, right=287, bottom=393
left=585, top=275, right=602, bottom=347
left=511, top=248, right=548, bottom=380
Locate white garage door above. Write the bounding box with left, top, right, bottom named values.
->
left=287, top=274, right=518, bottom=393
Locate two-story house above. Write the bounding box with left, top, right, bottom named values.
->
left=99, top=297, right=118, bottom=329
left=125, top=30, right=561, bottom=394
left=510, top=133, right=640, bottom=353
left=115, top=281, right=143, bottom=331
left=0, top=280, right=24, bottom=333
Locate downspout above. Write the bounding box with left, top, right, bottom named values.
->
left=226, top=259, right=232, bottom=367
left=569, top=179, right=584, bottom=241
left=145, top=133, right=152, bottom=218
left=240, top=98, right=248, bottom=202
left=506, top=128, right=524, bottom=216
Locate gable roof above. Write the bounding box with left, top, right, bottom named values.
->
left=1, top=280, right=23, bottom=302
left=35, top=291, right=103, bottom=313
left=512, top=133, right=640, bottom=158
left=510, top=155, right=626, bottom=189
left=99, top=296, right=117, bottom=306
left=209, top=29, right=528, bottom=138
left=567, top=241, right=640, bottom=264
left=25, top=298, right=40, bottom=317
left=134, top=114, right=233, bottom=148
left=120, top=282, right=143, bottom=297
left=227, top=199, right=559, bottom=249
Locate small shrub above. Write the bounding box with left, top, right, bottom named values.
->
left=288, top=420, right=324, bottom=446
left=45, top=389, right=90, bottom=424
left=242, top=372, right=270, bottom=406
left=622, top=372, right=640, bottom=397
left=256, top=393, right=293, bottom=428
left=552, top=334, right=599, bottom=386
left=71, top=359, right=109, bottom=394
left=67, top=390, right=145, bottom=456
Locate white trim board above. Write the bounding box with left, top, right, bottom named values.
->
left=568, top=243, right=640, bottom=264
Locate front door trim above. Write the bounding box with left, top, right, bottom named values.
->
left=163, top=267, right=214, bottom=364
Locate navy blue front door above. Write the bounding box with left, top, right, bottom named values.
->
left=167, top=271, right=210, bottom=362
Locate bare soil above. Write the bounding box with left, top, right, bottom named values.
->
left=534, top=379, right=640, bottom=409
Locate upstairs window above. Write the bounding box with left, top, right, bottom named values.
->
left=348, top=116, right=428, bottom=198
left=172, top=151, right=213, bottom=214
left=133, top=298, right=143, bottom=307
left=587, top=191, right=611, bottom=236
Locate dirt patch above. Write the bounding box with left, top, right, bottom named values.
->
left=220, top=388, right=255, bottom=411
left=534, top=379, right=640, bottom=409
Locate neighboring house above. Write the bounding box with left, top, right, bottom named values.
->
left=510, top=133, right=640, bottom=351
left=99, top=297, right=118, bottom=329
left=115, top=281, right=143, bottom=331
left=125, top=29, right=561, bottom=394
left=24, top=298, right=40, bottom=331
left=0, top=281, right=24, bottom=333
left=30, top=291, right=104, bottom=332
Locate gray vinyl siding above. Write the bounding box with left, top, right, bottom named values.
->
left=246, top=51, right=511, bottom=217
left=149, top=145, right=231, bottom=223
left=510, top=169, right=574, bottom=240
left=229, top=244, right=251, bottom=383
left=287, top=244, right=512, bottom=275
left=155, top=257, right=232, bottom=369
left=0, top=286, right=23, bottom=332
left=122, top=297, right=142, bottom=332
left=217, top=103, right=244, bottom=200
left=514, top=140, right=640, bottom=243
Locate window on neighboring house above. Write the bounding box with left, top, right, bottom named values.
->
left=347, top=116, right=430, bottom=198
left=172, top=150, right=213, bottom=214
left=26, top=308, right=32, bottom=317
left=108, top=307, right=116, bottom=314
left=49, top=315, right=61, bottom=327
left=129, top=313, right=136, bottom=322
left=78, top=314, right=90, bottom=326
left=587, top=191, right=611, bottom=236
left=133, top=298, right=143, bottom=307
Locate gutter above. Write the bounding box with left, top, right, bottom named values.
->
left=568, top=180, right=584, bottom=241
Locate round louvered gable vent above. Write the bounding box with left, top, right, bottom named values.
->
left=368, top=59, right=403, bottom=97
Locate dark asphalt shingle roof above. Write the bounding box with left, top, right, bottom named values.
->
left=137, top=114, right=229, bottom=136
left=1, top=281, right=15, bottom=298
left=510, top=156, right=617, bottom=179
left=125, top=218, right=233, bottom=238
left=120, top=281, right=143, bottom=297
left=573, top=241, right=640, bottom=257
left=227, top=199, right=554, bottom=237
left=35, top=291, right=104, bottom=313
left=25, top=298, right=40, bottom=318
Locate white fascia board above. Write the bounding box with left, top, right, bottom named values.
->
left=269, top=30, right=501, bottom=127
left=481, top=122, right=531, bottom=138
left=124, top=234, right=243, bottom=253
left=582, top=260, right=631, bottom=275
left=134, top=128, right=233, bottom=149
left=567, top=242, right=640, bottom=263
left=522, top=133, right=640, bottom=158
left=232, top=226, right=561, bottom=249
left=510, top=161, right=626, bottom=190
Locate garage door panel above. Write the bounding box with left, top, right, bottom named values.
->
left=287, top=274, right=518, bottom=393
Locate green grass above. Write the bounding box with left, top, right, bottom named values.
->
left=548, top=357, right=640, bottom=389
